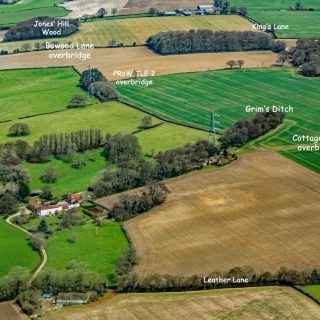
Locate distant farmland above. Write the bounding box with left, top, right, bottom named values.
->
left=249, top=11, right=320, bottom=39
left=43, top=287, right=320, bottom=320
left=0, top=0, right=67, bottom=25
left=0, top=15, right=254, bottom=53
left=118, top=68, right=320, bottom=147
left=125, top=152, right=320, bottom=276
left=229, top=0, right=320, bottom=11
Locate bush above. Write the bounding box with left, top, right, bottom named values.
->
left=8, top=123, right=30, bottom=136
left=69, top=94, right=87, bottom=108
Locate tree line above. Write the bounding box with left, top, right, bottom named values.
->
left=288, top=39, right=320, bottom=77
left=117, top=266, right=320, bottom=292
left=220, top=111, right=285, bottom=149
left=91, top=138, right=223, bottom=198
left=4, top=17, right=79, bottom=42
left=146, top=30, right=280, bottom=55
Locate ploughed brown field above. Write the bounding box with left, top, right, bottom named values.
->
left=0, top=47, right=278, bottom=80
left=43, top=287, right=320, bottom=320
left=0, top=301, right=28, bottom=320
left=120, top=0, right=215, bottom=14
left=125, top=151, right=320, bottom=276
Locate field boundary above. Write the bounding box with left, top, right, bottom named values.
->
left=118, top=99, right=212, bottom=133
left=293, top=285, right=320, bottom=306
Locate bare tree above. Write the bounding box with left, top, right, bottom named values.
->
left=237, top=59, right=245, bottom=68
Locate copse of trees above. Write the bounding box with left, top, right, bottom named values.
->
left=0, top=267, right=30, bottom=301
left=79, top=68, right=119, bottom=101
left=0, top=145, right=30, bottom=212
left=80, top=68, right=105, bottom=90
left=4, top=17, right=79, bottom=42
left=289, top=39, right=320, bottom=77
left=92, top=140, right=220, bottom=198
left=104, top=133, right=141, bottom=164
left=147, top=30, right=276, bottom=55
left=221, top=111, right=285, bottom=149
left=89, top=81, right=119, bottom=101
left=109, top=182, right=168, bottom=221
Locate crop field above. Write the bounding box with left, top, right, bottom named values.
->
left=0, top=67, right=91, bottom=121
left=0, top=302, right=28, bottom=320
left=125, top=151, right=320, bottom=276
left=280, top=150, right=320, bottom=174
left=45, top=221, right=128, bottom=283
left=118, top=68, right=320, bottom=147
left=62, top=0, right=128, bottom=19
left=25, top=149, right=107, bottom=196
left=0, top=0, right=67, bottom=25
left=249, top=10, right=320, bottom=39
left=0, top=15, right=254, bottom=52
left=0, top=219, right=39, bottom=277
left=43, top=286, right=320, bottom=320
left=0, top=47, right=278, bottom=78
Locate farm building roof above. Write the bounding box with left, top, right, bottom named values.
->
left=95, top=187, right=145, bottom=211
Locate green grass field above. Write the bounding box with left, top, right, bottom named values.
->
left=0, top=67, right=92, bottom=121
left=0, top=102, right=159, bottom=143
left=45, top=221, right=128, bottom=284
left=230, top=0, right=320, bottom=11
left=0, top=15, right=254, bottom=52
left=280, top=150, right=320, bottom=174
left=249, top=10, right=320, bottom=38
left=0, top=0, right=67, bottom=25
left=0, top=218, right=40, bottom=278
left=304, top=285, right=320, bottom=300
left=118, top=68, right=320, bottom=148
left=25, top=149, right=107, bottom=196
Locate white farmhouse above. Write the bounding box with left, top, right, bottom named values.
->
left=37, top=204, right=63, bottom=217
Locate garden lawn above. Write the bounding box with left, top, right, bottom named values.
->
left=45, top=221, right=129, bottom=284
left=25, top=149, right=107, bottom=197
left=118, top=68, right=320, bottom=148
left=0, top=67, right=92, bottom=121
left=0, top=218, right=40, bottom=278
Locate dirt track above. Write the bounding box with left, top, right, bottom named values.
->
left=125, top=151, right=320, bottom=276
left=0, top=47, right=278, bottom=80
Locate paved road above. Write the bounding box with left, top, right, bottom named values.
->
left=6, top=211, right=48, bottom=285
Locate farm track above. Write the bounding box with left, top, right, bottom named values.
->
left=6, top=212, right=47, bottom=285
